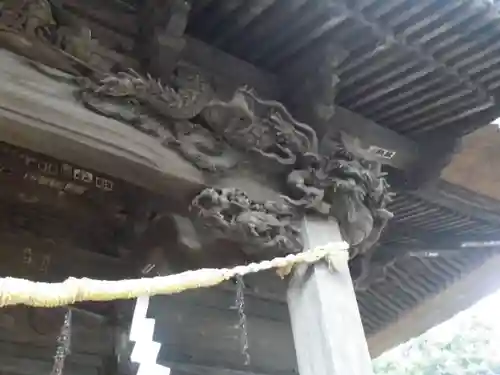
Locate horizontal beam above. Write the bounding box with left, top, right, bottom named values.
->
left=0, top=49, right=204, bottom=204
left=331, top=106, right=419, bottom=170
left=0, top=342, right=103, bottom=367
left=0, top=229, right=131, bottom=280
left=161, top=360, right=295, bottom=375
left=148, top=287, right=296, bottom=375
left=0, top=356, right=99, bottom=375
left=183, top=37, right=280, bottom=99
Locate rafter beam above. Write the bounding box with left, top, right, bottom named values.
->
left=331, top=0, right=493, bottom=109
left=415, top=180, right=500, bottom=227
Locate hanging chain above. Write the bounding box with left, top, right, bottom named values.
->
left=50, top=308, right=72, bottom=375
left=234, top=275, right=251, bottom=366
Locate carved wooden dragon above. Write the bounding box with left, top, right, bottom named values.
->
left=201, top=87, right=319, bottom=167
left=84, top=66, right=213, bottom=120
left=0, top=0, right=394, bottom=267
left=191, top=188, right=302, bottom=256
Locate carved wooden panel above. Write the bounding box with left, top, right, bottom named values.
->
left=0, top=0, right=392, bottom=283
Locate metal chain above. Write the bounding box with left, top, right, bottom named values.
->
left=50, top=308, right=72, bottom=375
left=235, top=275, right=251, bottom=366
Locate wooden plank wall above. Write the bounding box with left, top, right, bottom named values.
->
left=147, top=283, right=297, bottom=375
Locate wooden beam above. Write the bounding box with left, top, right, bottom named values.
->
left=183, top=37, right=279, bottom=99
left=0, top=342, right=103, bottom=367
left=287, top=217, right=373, bottom=375
left=0, top=229, right=131, bottom=281
left=0, top=49, right=204, bottom=202
left=161, top=360, right=294, bottom=375
left=136, top=0, right=190, bottom=81
left=0, top=306, right=114, bottom=355
left=415, top=180, right=500, bottom=226
left=149, top=285, right=297, bottom=375
left=330, top=106, right=419, bottom=169
left=0, top=356, right=99, bottom=375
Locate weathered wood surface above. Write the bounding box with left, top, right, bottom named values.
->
left=183, top=37, right=279, bottom=99
left=0, top=49, right=203, bottom=201
left=147, top=281, right=297, bottom=375
left=0, top=229, right=130, bottom=281
left=0, top=307, right=112, bottom=375
left=0, top=307, right=111, bottom=351
left=330, top=106, right=419, bottom=169
left=288, top=217, right=373, bottom=375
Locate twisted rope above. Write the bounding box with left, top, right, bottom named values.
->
left=0, top=242, right=349, bottom=308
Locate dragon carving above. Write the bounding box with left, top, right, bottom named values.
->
left=0, top=0, right=393, bottom=267
left=80, top=65, right=213, bottom=120
left=191, top=187, right=302, bottom=257
left=201, top=87, right=319, bottom=167
left=169, top=121, right=240, bottom=173
left=284, top=133, right=393, bottom=251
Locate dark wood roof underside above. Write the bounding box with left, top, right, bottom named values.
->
left=186, top=0, right=500, bottom=137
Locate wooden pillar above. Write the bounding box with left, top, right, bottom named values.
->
left=287, top=216, right=374, bottom=375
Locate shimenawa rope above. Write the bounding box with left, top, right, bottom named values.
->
left=0, top=242, right=349, bottom=308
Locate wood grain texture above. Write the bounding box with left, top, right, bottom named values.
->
left=147, top=284, right=297, bottom=375
left=288, top=217, right=373, bottom=375
left=0, top=49, right=204, bottom=201
left=0, top=308, right=111, bottom=375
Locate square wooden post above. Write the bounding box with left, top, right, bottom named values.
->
left=287, top=216, right=374, bottom=375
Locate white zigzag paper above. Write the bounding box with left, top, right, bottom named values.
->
left=129, top=296, right=171, bottom=375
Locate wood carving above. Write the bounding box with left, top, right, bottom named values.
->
left=0, top=0, right=393, bottom=261
left=284, top=133, right=393, bottom=247
left=191, top=187, right=302, bottom=256
left=79, top=65, right=213, bottom=120
left=169, top=121, right=240, bottom=173
left=201, top=87, right=319, bottom=168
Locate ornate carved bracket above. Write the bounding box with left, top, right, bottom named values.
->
left=0, top=1, right=393, bottom=264
left=191, top=187, right=302, bottom=257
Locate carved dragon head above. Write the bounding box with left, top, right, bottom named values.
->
left=201, top=90, right=254, bottom=135
left=191, top=188, right=303, bottom=257
left=201, top=87, right=318, bottom=167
